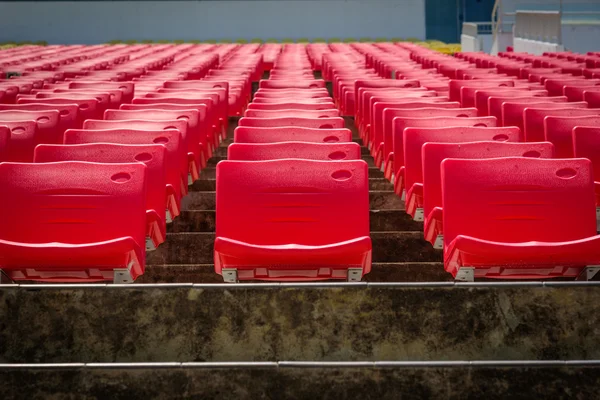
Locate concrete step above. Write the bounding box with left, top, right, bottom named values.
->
left=137, top=262, right=450, bottom=283
left=1, top=282, right=598, bottom=363
left=1, top=361, right=599, bottom=399
left=206, top=154, right=377, bottom=168
left=168, top=209, right=422, bottom=233
left=146, top=232, right=441, bottom=265
left=180, top=190, right=402, bottom=211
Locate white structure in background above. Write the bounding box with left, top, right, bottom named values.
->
left=464, top=0, right=600, bottom=55
left=513, top=10, right=564, bottom=54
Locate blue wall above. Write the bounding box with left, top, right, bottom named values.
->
left=0, top=0, right=426, bottom=44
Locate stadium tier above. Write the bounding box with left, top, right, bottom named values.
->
left=2, top=41, right=600, bottom=398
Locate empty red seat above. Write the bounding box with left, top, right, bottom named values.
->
left=64, top=128, right=185, bottom=221
left=422, top=138, right=552, bottom=249
left=228, top=142, right=361, bottom=161
left=402, top=125, right=522, bottom=220
left=238, top=116, right=345, bottom=129
left=0, top=161, right=147, bottom=282
left=0, top=120, right=37, bottom=162
left=259, top=79, right=326, bottom=89
left=524, top=108, right=600, bottom=143
left=34, top=143, right=168, bottom=250
left=68, top=81, right=135, bottom=103
left=82, top=119, right=193, bottom=189
left=0, top=109, right=61, bottom=145
left=544, top=115, right=600, bottom=158
left=388, top=115, right=497, bottom=183
left=0, top=103, right=79, bottom=134
left=215, top=159, right=371, bottom=281
left=104, top=108, right=207, bottom=171
left=585, top=91, right=600, bottom=108
left=234, top=126, right=352, bottom=143
left=0, top=126, right=9, bottom=161
left=449, top=79, right=515, bottom=103
left=244, top=109, right=340, bottom=118
left=500, top=99, right=584, bottom=132
left=474, top=89, right=548, bottom=116
left=443, top=157, right=600, bottom=281
left=247, top=102, right=335, bottom=111
left=18, top=97, right=101, bottom=123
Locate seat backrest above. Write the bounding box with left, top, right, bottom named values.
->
left=216, top=159, right=369, bottom=245
left=234, top=126, right=352, bottom=143
left=244, top=109, right=340, bottom=118
left=259, top=79, right=326, bottom=89
left=0, top=120, right=37, bottom=162
left=403, top=125, right=520, bottom=205
left=573, top=126, right=600, bottom=183
left=34, top=143, right=167, bottom=224
left=474, top=88, right=548, bottom=117
left=524, top=107, right=600, bottom=142
left=585, top=91, right=600, bottom=108
left=63, top=128, right=186, bottom=202
left=247, top=102, right=336, bottom=111
left=544, top=115, right=600, bottom=158
left=0, top=109, right=60, bottom=144
left=68, top=81, right=135, bottom=102
left=238, top=117, right=345, bottom=129
left=390, top=116, right=498, bottom=172
left=83, top=119, right=188, bottom=146
left=227, top=142, right=361, bottom=161
left=0, top=161, right=147, bottom=247
left=0, top=126, right=10, bottom=162
left=501, top=99, right=584, bottom=132
left=461, top=86, right=545, bottom=109
left=18, top=97, right=100, bottom=121
left=422, top=139, right=553, bottom=219
left=449, top=79, right=515, bottom=102
left=563, top=85, right=600, bottom=102
left=442, top=157, right=597, bottom=247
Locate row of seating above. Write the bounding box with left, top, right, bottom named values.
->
left=332, top=43, right=600, bottom=281
left=0, top=44, right=264, bottom=282
left=215, top=45, right=372, bottom=282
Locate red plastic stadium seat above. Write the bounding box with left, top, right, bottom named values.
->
left=234, top=126, right=352, bottom=143
left=443, top=157, right=600, bottom=281
left=0, top=162, right=147, bottom=282
left=422, top=138, right=552, bottom=249
left=585, top=91, right=600, bottom=108
left=215, top=159, right=371, bottom=281
left=573, top=126, right=600, bottom=227
left=18, top=97, right=101, bottom=123
left=82, top=119, right=192, bottom=189
left=0, top=109, right=61, bottom=144
left=259, top=79, right=326, bottom=89
left=238, top=117, right=345, bottom=129
left=247, top=102, right=335, bottom=111
left=401, top=125, right=522, bottom=221
left=34, top=143, right=168, bottom=250
left=0, top=121, right=37, bottom=162
left=104, top=108, right=207, bottom=171
left=64, top=128, right=185, bottom=221
left=0, top=103, right=79, bottom=134
left=524, top=108, right=600, bottom=143
left=244, top=109, right=340, bottom=118
left=0, top=126, right=10, bottom=161
left=543, top=115, right=600, bottom=158
left=449, top=79, right=515, bottom=103
left=227, top=142, right=361, bottom=161
left=387, top=115, right=497, bottom=183
left=500, top=99, right=583, bottom=132
left=474, top=89, right=548, bottom=117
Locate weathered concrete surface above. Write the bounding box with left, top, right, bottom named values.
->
left=2, top=283, right=599, bottom=363
left=168, top=210, right=421, bottom=233
left=146, top=232, right=441, bottom=265
left=137, top=263, right=450, bottom=284
left=1, top=364, right=598, bottom=400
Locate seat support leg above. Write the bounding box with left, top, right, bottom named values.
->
left=455, top=267, right=475, bottom=282
left=576, top=265, right=600, bottom=281
left=222, top=268, right=238, bottom=283
left=113, top=262, right=134, bottom=284
left=347, top=268, right=363, bottom=282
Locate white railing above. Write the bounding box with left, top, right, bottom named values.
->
left=514, top=10, right=562, bottom=43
